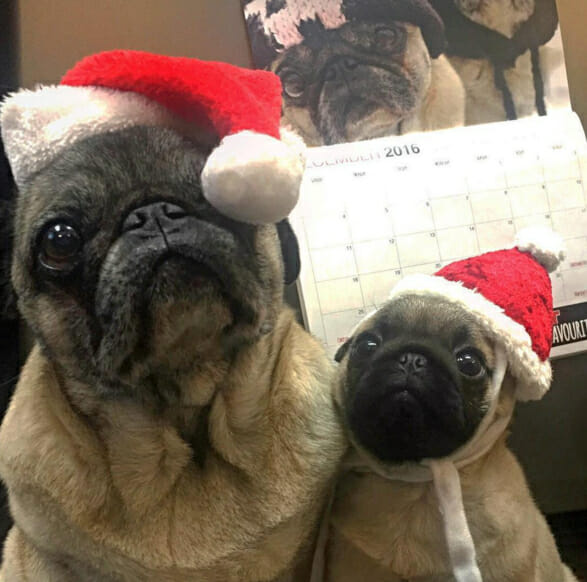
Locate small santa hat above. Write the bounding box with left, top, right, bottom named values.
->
left=244, top=0, right=446, bottom=58
left=0, top=50, right=306, bottom=224
left=388, top=226, right=565, bottom=401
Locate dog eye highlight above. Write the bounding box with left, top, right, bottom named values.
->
left=455, top=349, right=486, bottom=378
left=39, top=222, right=83, bottom=273
left=281, top=70, right=306, bottom=99
left=353, top=333, right=381, bottom=358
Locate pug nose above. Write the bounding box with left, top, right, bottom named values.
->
left=122, top=202, right=187, bottom=233
left=324, top=57, right=360, bottom=81
left=397, top=352, right=428, bottom=374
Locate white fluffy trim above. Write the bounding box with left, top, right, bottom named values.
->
left=201, top=130, right=305, bottom=224
left=388, top=274, right=552, bottom=401
left=0, top=85, right=207, bottom=188
left=515, top=226, right=565, bottom=273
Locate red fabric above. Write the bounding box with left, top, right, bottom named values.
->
left=436, top=249, right=554, bottom=361
left=61, top=50, right=283, bottom=140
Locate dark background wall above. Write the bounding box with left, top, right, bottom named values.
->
left=0, top=0, right=19, bottom=549
left=0, top=0, right=18, bottom=89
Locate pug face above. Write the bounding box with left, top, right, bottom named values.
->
left=335, top=295, right=496, bottom=463
left=454, top=0, right=535, bottom=38
left=272, top=19, right=432, bottom=145
left=12, top=126, right=298, bottom=402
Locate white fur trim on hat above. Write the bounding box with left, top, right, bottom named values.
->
left=0, top=85, right=207, bottom=189
left=389, top=274, right=552, bottom=400
left=201, top=130, right=305, bottom=224
left=515, top=226, right=565, bottom=273
left=1, top=85, right=304, bottom=224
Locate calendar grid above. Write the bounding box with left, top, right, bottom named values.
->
left=344, top=207, right=369, bottom=317
left=293, top=112, right=587, bottom=358
left=299, top=214, right=327, bottom=343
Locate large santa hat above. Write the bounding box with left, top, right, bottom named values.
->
left=0, top=50, right=306, bottom=224
left=244, top=0, right=446, bottom=59
left=389, top=226, right=565, bottom=401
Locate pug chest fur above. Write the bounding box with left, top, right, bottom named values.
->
left=326, top=296, right=576, bottom=582
left=0, top=127, right=345, bottom=581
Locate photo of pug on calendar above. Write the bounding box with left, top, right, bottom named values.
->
left=242, top=0, right=572, bottom=145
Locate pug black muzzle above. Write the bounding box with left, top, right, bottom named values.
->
left=347, top=341, right=470, bottom=463
left=96, top=199, right=261, bottom=376
left=335, top=296, right=492, bottom=464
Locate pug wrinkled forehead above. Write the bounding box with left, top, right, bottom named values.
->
left=335, top=227, right=564, bottom=466
left=1, top=50, right=306, bottom=396
left=244, top=0, right=448, bottom=145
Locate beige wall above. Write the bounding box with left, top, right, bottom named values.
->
left=18, top=0, right=253, bottom=85
left=556, top=0, right=587, bottom=130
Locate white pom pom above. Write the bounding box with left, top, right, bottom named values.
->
left=514, top=226, right=565, bottom=273
left=201, top=130, right=306, bottom=224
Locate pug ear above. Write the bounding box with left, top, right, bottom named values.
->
left=334, top=339, right=352, bottom=363
left=245, top=13, right=280, bottom=70
left=276, top=219, right=300, bottom=286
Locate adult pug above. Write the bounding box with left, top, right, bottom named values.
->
left=243, top=0, right=465, bottom=146
left=429, top=0, right=561, bottom=124
left=0, top=51, right=345, bottom=582
left=325, top=230, right=577, bottom=581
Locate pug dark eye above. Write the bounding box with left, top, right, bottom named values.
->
left=374, top=25, right=402, bottom=52
left=455, top=350, right=486, bottom=378
left=39, top=223, right=82, bottom=272
left=354, top=333, right=381, bottom=358
left=281, top=71, right=306, bottom=99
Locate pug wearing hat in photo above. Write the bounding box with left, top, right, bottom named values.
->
left=243, top=0, right=465, bottom=146
left=319, top=228, right=577, bottom=581
left=0, top=50, right=346, bottom=581
left=429, top=0, right=562, bottom=124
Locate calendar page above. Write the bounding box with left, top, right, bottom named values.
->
left=290, top=111, right=587, bottom=359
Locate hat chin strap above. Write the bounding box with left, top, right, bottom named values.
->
left=310, top=346, right=512, bottom=582
left=427, top=346, right=509, bottom=582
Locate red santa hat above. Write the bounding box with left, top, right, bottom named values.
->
left=388, top=226, right=565, bottom=401
left=0, top=50, right=306, bottom=224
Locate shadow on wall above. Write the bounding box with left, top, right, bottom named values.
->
left=0, top=89, right=18, bottom=555
left=0, top=0, right=20, bottom=552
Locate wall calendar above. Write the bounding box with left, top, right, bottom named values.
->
left=290, top=112, right=587, bottom=359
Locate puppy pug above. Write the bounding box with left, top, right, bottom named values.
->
left=324, top=234, right=577, bottom=581
left=0, top=55, right=345, bottom=582
left=244, top=1, right=465, bottom=146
